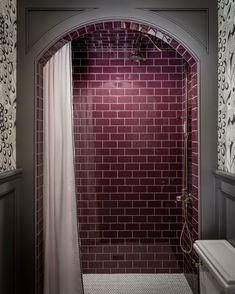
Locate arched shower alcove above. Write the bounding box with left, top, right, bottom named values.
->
left=16, top=4, right=218, bottom=294
left=36, top=19, right=199, bottom=293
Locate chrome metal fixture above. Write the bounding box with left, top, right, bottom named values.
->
left=129, top=51, right=146, bottom=63
left=177, top=63, right=194, bottom=255
left=143, top=33, right=161, bottom=51
left=176, top=192, right=192, bottom=202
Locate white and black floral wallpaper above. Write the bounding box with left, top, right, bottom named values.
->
left=218, top=0, right=235, bottom=174
left=0, top=0, right=233, bottom=173
left=0, top=0, right=16, bottom=172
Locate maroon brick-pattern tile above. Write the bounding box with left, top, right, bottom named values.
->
left=36, top=20, right=199, bottom=289
left=72, top=38, right=186, bottom=273
left=36, top=63, right=44, bottom=294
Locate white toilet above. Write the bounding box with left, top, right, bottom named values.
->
left=194, top=240, right=235, bottom=294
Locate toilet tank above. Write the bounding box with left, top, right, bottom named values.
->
left=194, top=240, right=235, bottom=294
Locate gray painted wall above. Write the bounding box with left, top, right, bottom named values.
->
left=0, top=170, right=22, bottom=294
left=215, top=171, right=235, bottom=246
left=17, top=1, right=218, bottom=293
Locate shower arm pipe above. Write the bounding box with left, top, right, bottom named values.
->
left=143, top=34, right=161, bottom=52
left=183, top=62, right=189, bottom=195
left=176, top=63, right=190, bottom=202
left=179, top=63, right=193, bottom=255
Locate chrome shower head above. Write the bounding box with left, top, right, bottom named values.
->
left=129, top=51, right=146, bottom=63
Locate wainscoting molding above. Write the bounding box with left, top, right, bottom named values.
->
left=215, top=170, right=235, bottom=245
left=0, top=169, right=22, bottom=294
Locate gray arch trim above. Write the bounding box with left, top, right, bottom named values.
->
left=17, top=4, right=217, bottom=293
left=31, top=8, right=203, bottom=62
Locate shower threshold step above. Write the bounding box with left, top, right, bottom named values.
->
left=83, top=273, right=193, bottom=294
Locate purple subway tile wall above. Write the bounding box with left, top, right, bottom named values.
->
left=72, top=36, right=186, bottom=273
left=36, top=63, right=44, bottom=294
left=36, top=20, right=199, bottom=292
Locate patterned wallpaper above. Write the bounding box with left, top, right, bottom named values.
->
left=218, top=0, right=235, bottom=173
left=0, top=0, right=16, bottom=172
left=0, top=0, right=233, bottom=174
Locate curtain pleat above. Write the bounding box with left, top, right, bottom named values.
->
left=43, top=42, right=84, bottom=294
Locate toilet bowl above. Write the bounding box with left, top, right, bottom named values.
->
left=194, top=240, right=235, bottom=294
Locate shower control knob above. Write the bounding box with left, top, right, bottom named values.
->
left=176, top=193, right=192, bottom=202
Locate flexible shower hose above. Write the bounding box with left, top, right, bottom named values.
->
left=180, top=200, right=193, bottom=254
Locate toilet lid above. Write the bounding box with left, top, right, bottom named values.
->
left=194, top=240, right=235, bottom=288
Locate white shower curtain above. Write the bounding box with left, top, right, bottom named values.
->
left=43, top=42, right=84, bottom=294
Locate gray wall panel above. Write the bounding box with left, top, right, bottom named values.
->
left=215, top=171, right=235, bottom=247
left=150, top=10, right=209, bottom=50
left=0, top=170, right=22, bottom=294
left=26, top=9, right=87, bottom=51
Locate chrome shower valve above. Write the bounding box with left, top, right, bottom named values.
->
left=176, top=193, right=192, bottom=202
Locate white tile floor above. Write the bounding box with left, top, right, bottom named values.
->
left=83, top=274, right=193, bottom=294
